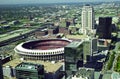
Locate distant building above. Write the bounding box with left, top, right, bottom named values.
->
left=81, top=4, right=94, bottom=35
left=35, top=31, right=48, bottom=37
left=97, top=17, right=112, bottom=39
left=59, top=27, right=70, bottom=35
left=64, top=41, right=84, bottom=78
left=66, top=19, right=75, bottom=27
left=73, top=18, right=76, bottom=25
left=69, top=25, right=79, bottom=34
left=48, top=25, right=59, bottom=35
left=59, top=18, right=67, bottom=27
left=0, top=21, right=7, bottom=24
left=33, top=18, right=39, bottom=22
left=15, top=62, right=44, bottom=79
left=66, top=21, right=71, bottom=27
left=12, top=20, right=20, bottom=25
left=0, top=55, right=11, bottom=64
left=28, top=15, right=34, bottom=21
left=0, top=25, right=10, bottom=29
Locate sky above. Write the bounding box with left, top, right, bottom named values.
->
left=0, top=0, right=119, bottom=4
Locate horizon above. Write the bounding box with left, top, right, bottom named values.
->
left=0, top=0, right=120, bottom=5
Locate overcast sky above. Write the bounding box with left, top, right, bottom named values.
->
left=0, top=0, right=119, bottom=4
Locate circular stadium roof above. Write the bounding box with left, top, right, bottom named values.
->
left=14, top=38, right=71, bottom=55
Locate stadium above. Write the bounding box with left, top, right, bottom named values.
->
left=14, top=39, right=71, bottom=60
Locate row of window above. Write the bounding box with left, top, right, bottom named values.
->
left=21, top=55, right=63, bottom=60
left=15, top=48, right=64, bottom=55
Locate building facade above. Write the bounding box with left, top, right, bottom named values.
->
left=81, top=4, right=94, bottom=35
left=15, top=62, right=44, bottom=79
left=64, top=41, right=83, bottom=78
left=97, top=17, right=112, bottom=39
left=83, top=38, right=97, bottom=63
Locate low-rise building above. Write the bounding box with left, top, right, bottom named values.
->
left=71, top=68, right=94, bottom=79
left=3, top=59, right=63, bottom=79
left=97, top=39, right=111, bottom=51
left=102, top=71, right=120, bottom=79
left=15, top=62, right=44, bottom=79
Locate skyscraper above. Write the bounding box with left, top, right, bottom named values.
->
left=97, top=17, right=112, bottom=39
left=64, top=41, right=83, bottom=78
left=81, top=4, right=94, bottom=34
left=83, top=38, right=97, bottom=63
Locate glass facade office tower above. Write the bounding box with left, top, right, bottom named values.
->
left=97, top=17, right=112, bottom=39
left=64, top=41, right=83, bottom=78
left=82, top=4, right=94, bottom=35
left=83, top=38, right=97, bottom=63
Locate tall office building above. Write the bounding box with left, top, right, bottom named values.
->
left=81, top=4, right=94, bottom=34
left=83, top=38, right=97, bottom=63
left=64, top=41, right=83, bottom=78
left=97, top=17, right=112, bottom=39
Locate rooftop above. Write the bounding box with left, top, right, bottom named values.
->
left=66, top=35, right=87, bottom=39
left=102, top=71, right=120, bottom=79
left=3, top=58, right=62, bottom=73
left=73, top=68, right=94, bottom=78
left=102, top=71, right=112, bottom=79
left=15, top=62, right=43, bottom=71
left=65, top=41, right=83, bottom=48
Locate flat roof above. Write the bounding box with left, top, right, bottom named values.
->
left=65, top=41, right=83, bottom=48
left=66, top=35, right=87, bottom=39
left=102, top=70, right=113, bottom=79
left=102, top=73, right=111, bottom=79
left=75, top=68, right=94, bottom=78
left=15, top=62, right=43, bottom=71
left=3, top=58, right=62, bottom=73
left=94, top=72, right=100, bottom=79
left=98, top=39, right=111, bottom=43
